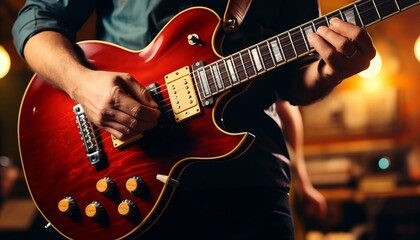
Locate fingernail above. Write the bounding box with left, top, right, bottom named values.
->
left=317, top=26, right=327, bottom=34
left=329, top=17, right=339, bottom=25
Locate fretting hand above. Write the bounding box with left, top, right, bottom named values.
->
left=308, top=17, right=376, bottom=82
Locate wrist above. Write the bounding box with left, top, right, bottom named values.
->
left=64, top=67, right=94, bottom=101
left=317, top=60, right=344, bottom=86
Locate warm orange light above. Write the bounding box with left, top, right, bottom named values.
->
left=358, top=52, right=382, bottom=79
left=415, top=35, right=420, bottom=63
left=0, top=45, right=11, bottom=79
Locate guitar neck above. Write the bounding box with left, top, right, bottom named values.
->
left=193, top=0, right=420, bottom=107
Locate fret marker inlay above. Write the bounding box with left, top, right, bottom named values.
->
left=226, top=59, right=238, bottom=83
left=269, top=40, right=283, bottom=63
left=251, top=48, right=263, bottom=71
left=343, top=9, right=356, bottom=25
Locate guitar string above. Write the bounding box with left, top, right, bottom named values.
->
left=84, top=0, right=403, bottom=150
left=74, top=0, right=405, bottom=156
left=150, top=0, right=400, bottom=114
left=162, top=0, right=399, bottom=102
left=103, top=0, right=398, bottom=121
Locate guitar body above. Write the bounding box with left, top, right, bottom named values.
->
left=19, top=1, right=420, bottom=239
left=18, top=7, right=253, bottom=240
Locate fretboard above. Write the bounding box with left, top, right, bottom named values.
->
left=193, top=0, right=419, bottom=106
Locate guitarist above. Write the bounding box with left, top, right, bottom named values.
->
left=12, top=0, right=375, bottom=239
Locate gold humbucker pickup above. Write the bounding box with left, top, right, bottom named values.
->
left=165, top=66, right=201, bottom=122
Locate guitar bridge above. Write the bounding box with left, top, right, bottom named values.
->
left=73, top=104, right=101, bottom=165
left=165, top=66, right=202, bottom=122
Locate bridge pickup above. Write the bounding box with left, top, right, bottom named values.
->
left=73, top=104, right=101, bottom=165
left=165, top=66, right=202, bottom=122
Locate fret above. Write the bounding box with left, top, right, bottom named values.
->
left=299, top=27, right=310, bottom=52
left=374, top=0, right=400, bottom=19
left=394, top=0, right=401, bottom=10
left=313, top=16, right=328, bottom=30
left=279, top=33, right=296, bottom=61
left=238, top=52, right=249, bottom=79
left=210, top=63, right=224, bottom=90
left=290, top=28, right=308, bottom=56
left=326, top=11, right=343, bottom=22
left=217, top=60, right=232, bottom=89
left=356, top=0, right=381, bottom=26
left=311, top=21, right=316, bottom=30
left=288, top=32, right=298, bottom=58
left=268, top=38, right=285, bottom=63
left=301, top=23, right=316, bottom=49
left=371, top=0, right=382, bottom=19
left=324, top=15, right=330, bottom=27
left=225, top=57, right=239, bottom=84
left=397, top=0, right=419, bottom=9
left=353, top=3, right=365, bottom=27
left=258, top=42, right=275, bottom=70
left=265, top=41, right=277, bottom=68
left=232, top=53, right=248, bottom=81
left=196, top=67, right=211, bottom=97
left=250, top=46, right=265, bottom=73
left=242, top=50, right=257, bottom=78
left=338, top=9, right=345, bottom=20
left=341, top=5, right=363, bottom=26
left=205, top=66, right=218, bottom=94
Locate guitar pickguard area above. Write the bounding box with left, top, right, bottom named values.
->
left=165, top=66, right=202, bottom=122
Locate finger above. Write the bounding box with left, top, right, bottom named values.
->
left=100, top=103, right=139, bottom=128
left=329, top=18, right=376, bottom=58
left=308, top=33, right=344, bottom=71
left=315, top=25, right=357, bottom=59
left=120, top=74, right=159, bottom=108
left=113, top=93, right=161, bottom=125
left=100, top=108, right=156, bottom=140
left=103, top=122, right=133, bottom=141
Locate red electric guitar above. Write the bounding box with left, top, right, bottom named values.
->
left=18, top=1, right=419, bottom=239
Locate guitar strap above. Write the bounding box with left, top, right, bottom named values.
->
left=223, top=0, right=253, bottom=32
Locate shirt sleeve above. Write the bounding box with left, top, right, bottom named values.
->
left=12, top=0, right=96, bottom=59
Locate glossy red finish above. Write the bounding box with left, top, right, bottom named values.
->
left=18, top=8, right=254, bottom=240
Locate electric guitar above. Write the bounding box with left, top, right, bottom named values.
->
left=18, top=1, right=419, bottom=239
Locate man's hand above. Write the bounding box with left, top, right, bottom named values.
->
left=308, top=17, right=376, bottom=82
left=72, top=70, right=161, bottom=140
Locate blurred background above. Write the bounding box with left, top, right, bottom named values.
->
left=0, top=0, right=419, bottom=240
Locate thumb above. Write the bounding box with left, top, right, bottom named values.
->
left=120, top=74, right=158, bottom=108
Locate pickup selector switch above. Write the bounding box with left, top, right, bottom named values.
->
left=126, top=176, right=146, bottom=196
left=187, top=33, right=201, bottom=45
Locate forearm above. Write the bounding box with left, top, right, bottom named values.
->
left=23, top=31, right=92, bottom=100
left=277, top=101, right=315, bottom=189
left=287, top=132, right=314, bottom=190
left=294, top=154, right=314, bottom=190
